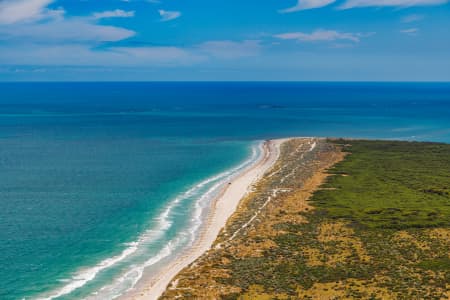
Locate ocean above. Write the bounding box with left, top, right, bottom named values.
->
left=0, top=82, right=449, bottom=300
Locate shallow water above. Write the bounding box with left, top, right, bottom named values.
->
left=0, top=82, right=449, bottom=300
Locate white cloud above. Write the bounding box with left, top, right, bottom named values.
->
left=158, top=10, right=181, bottom=22
left=111, top=47, right=200, bottom=64
left=400, top=28, right=419, bottom=35
left=45, top=6, right=65, bottom=20
left=401, top=14, right=424, bottom=23
left=0, top=2, right=135, bottom=43
left=274, top=30, right=363, bottom=43
left=279, top=0, right=447, bottom=12
left=279, top=0, right=336, bottom=13
left=197, top=40, right=262, bottom=59
left=0, top=0, right=64, bottom=24
left=93, top=9, right=135, bottom=19
left=0, top=44, right=203, bottom=66
left=0, top=0, right=207, bottom=69
left=340, top=0, right=448, bottom=9
left=0, top=19, right=135, bottom=42
left=0, top=38, right=263, bottom=67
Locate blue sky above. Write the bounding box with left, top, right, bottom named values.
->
left=0, top=0, right=449, bottom=81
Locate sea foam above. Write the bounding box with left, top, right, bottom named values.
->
left=36, top=142, right=261, bottom=300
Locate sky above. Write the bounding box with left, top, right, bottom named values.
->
left=0, top=0, right=449, bottom=81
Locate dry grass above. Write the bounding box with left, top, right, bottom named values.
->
left=160, top=139, right=450, bottom=300
left=296, top=279, right=397, bottom=300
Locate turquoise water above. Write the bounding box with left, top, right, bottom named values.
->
left=0, top=82, right=449, bottom=299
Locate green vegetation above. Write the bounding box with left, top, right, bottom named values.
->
left=161, top=139, right=450, bottom=299
left=313, top=140, right=450, bottom=229
left=417, top=257, right=450, bottom=272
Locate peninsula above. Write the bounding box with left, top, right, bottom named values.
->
left=156, top=138, right=450, bottom=299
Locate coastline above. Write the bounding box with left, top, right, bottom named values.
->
left=123, top=139, right=285, bottom=300
left=157, top=138, right=450, bottom=299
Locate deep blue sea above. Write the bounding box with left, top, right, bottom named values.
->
left=0, top=82, right=449, bottom=300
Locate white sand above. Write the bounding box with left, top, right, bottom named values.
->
left=125, top=139, right=285, bottom=300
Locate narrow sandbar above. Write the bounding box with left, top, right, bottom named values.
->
left=124, top=139, right=286, bottom=300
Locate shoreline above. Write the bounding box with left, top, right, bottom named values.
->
left=156, top=139, right=450, bottom=299
left=124, top=139, right=285, bottom=300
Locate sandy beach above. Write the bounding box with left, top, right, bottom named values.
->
left=123, top=139, right=285, bottom=300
